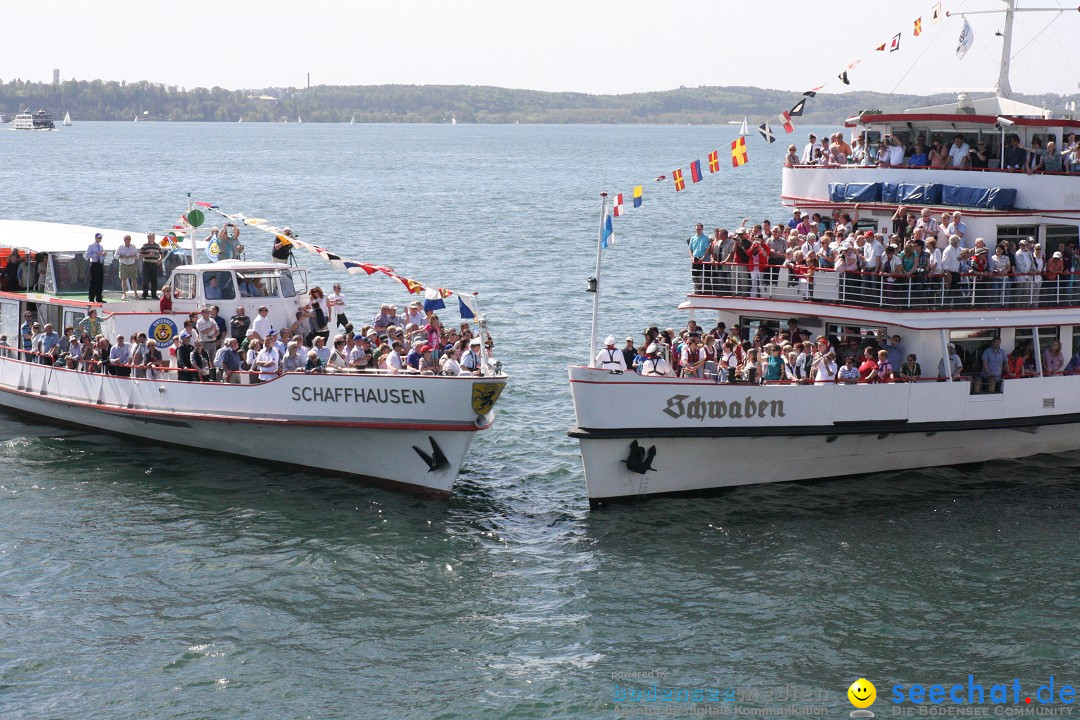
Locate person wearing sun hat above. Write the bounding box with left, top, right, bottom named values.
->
left=595, top=335, right=627, bottom=371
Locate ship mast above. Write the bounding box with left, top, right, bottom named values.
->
left=949, top=0, right=1073, bottom=100
left=996, top=0, right=1016, bottom=98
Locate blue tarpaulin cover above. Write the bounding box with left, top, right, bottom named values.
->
left=982, top=187, right=1017, bottom=209
left=896, top=183, right=943, bottom=204
left=941, top=185, right=986, bottom=207
left=827, top=182, right=882, bottom=203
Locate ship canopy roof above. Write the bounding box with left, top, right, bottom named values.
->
left=0, top=219, right=207, bottom=254
left=904, top=94, right=1047, bottom=118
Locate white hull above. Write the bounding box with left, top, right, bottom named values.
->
left=578, top=423, right=1079, bottom=504
left=569, top=365, right=1080, bottom=504
left=0, top=356, right=506, bottom=497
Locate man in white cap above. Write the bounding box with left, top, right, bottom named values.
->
left=461, top=338, right=483, bottom=375
left=800, top=134, right=817, bottom=165
left=1013, top=238, right=1035, bottom=304
left=938, top=343, right=963, bottom=380
left=640, top=343, right=675, bottom=377
left=595, top=335, right=628, bottom=371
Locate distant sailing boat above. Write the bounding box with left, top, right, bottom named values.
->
left=349, top=115, right=355, bottom=125
left=62, top=112, right=72, bottom=126
left=297, top=114, right=302, bottom=124
left=451, top=116, right=457, bottom=126
left=739, top=117, right=749, bottom=136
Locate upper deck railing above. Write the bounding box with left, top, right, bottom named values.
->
left=691, top=260, right=1080, bottom=311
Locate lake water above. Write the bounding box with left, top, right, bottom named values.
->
left=0, top=122, right=1077, bottom=719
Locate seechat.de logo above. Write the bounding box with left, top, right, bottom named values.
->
left=847, top=678, right=877, bottom=718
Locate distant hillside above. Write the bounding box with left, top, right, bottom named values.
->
left=0, top=78, right=1066, bottom=124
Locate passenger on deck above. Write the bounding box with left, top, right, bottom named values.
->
left=929, top=138, right=948, bottom=168
left=176, top=332, right=198, bottom=382
left=1042, top=340, right=1066, bottom=376
left=254, top=335, right=281, bottom=383
left=837, top=356, right=860, bottom=384
left=898, top=354, right=922, bottom=382
left=596, top=336, right=628, bottom=371
left=159, top=286, right=173, bottom=313
left=948, top=134, right=971, bottom=168
left=938, top=343, right=963, bottom=380
left=978, top=336, right=1008, bottom=392
left=640, top=344, right=675, bottom=377
left=304, top=349, right=324, bottom=374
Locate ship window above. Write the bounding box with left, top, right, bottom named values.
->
left=0, top=299, right=18, bottom=342
left=737, top=316, right=782, bottom=344
left=171, top=272, right=196, bottom=300
left=1072, top=327, right=1080, bottom=355
left=278, top=270, right=296, bottom=298
left=949, top=328, right=998, bottom=374
left=827, top=323, right=887, bottom=347
left=1045, top=225, right=1079, bottom=257
left=236, top=272, right=279, bottom=298
left=202, top=271, right=235, bottom=300
left=1015, top=327, right=1059, bottom=354
left=996, top=226, right=1038, bottom=248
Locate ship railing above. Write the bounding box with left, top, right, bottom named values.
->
left=691, top=260, right=1080, bottom=310
left=0, top=345, right=475, bottom=381
left=784, top=162, right=1077, bottom=177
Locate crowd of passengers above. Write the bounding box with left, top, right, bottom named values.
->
left=784, top=130, right=1080, bottom=173
left=687, top=208, right=1080, bottom=306
left=1, top=291, right=497, bottom=383
left=594, top=319, right=1080, bottom=393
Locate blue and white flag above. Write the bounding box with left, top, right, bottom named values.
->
left=458, top=294, right=477, bottom=320
left=423, top=286, right=447, bottom=312
left=956, top=19, right=974, bottom=60
left=601, top=211, right=614, bottom=249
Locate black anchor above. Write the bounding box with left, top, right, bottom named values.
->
left=623, top=439, right=657, bottom=474
left=412, top=436, right=449, bottom=472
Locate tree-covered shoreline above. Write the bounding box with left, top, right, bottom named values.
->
left=0, top=78, right=1069, bottom=124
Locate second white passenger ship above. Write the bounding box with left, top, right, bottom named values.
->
left=570, top=0, right=1080, bottom=505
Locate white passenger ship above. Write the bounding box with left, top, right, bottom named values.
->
left=569, top=0, right=1080, bottom=505
left=13, top=110, right=55, bottom=130
left=0, top=217, right=506, bottom=498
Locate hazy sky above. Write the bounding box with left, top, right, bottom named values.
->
left=5, top=0, right=1080, bottom=96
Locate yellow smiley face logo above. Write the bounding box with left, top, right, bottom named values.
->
left=848, top=678, right=876, bottom=708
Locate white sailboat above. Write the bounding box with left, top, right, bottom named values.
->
left=349, top=114, right=355, bottom=125
left=451, top=116, right=457, bottom=126
left=62, top=112, right=72, bottom=127
left=297, top=114, right=302, bottom=124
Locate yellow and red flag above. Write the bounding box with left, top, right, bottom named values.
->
left=731, top=137, right=748, bottom=167
left=672, top=168, right=685, bottom=192
left=708, top=150, right=720, bottom=173
left=914, top=17, right=923, bottom=36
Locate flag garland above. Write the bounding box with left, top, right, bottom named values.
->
left=197, top=204, right=479, bottom=319
left=598, top=1, right=953, bottom=232
left=778, top=111, right=795, bottom=133
left=689, top=160, right=703, bottom=183
left=731, top=137, right=748, bottom=168
left=708, top=150, right=720, bottom=173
